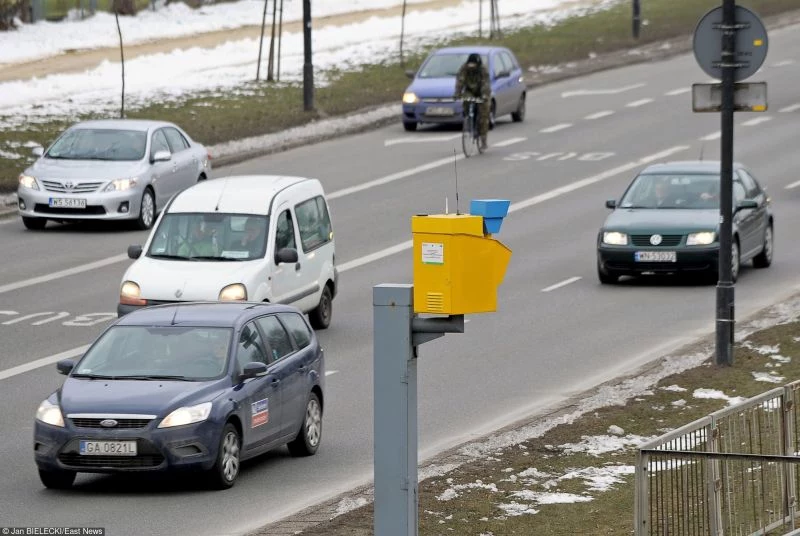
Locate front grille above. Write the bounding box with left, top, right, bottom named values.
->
left=631, top=234, right=683, bottom=247
left=71, top=418, right=152, bottom=429
left=41, top=180, right=103, bottom=193
left=58, top=453, right=164, bottom=468
left=421, top=97, right=455, bottom=103
left=34, top=203, right=106, bottom=215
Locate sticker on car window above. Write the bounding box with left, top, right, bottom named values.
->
left=251, top=398, right=269, bottom=427
left=221, top=250, right=251, bottom=259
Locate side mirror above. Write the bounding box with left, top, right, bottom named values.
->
left=605, top=199, right=617, bottom=209
left=240, top=362, right=267, bottom=380
left=275, top=247, right=299, bottom=265
left=127, top=244, right=143, bottom=259
left=57, top=359, right=75, bottom=376
left=736, top=199, right=758, bottom=211
left=151, top=150, right=171, bottom=163
left=32, top=146, right=44, bottom=157
left=497, top=70, right=511, bottom=79
left=405, top=69, right=416, bottom=79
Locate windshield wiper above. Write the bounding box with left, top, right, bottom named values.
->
left=188, top=256, right=236, bottom=261
left=71, top=373, right=118, bottom=380
left=115, top=375, right=194, bottom=381
left=148, top=253, right=194, bottom=261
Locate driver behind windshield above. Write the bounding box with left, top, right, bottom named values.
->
left=178, top=219, right=219, bottom=257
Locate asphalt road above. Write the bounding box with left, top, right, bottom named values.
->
left=2, top=22, right=800, bottom=536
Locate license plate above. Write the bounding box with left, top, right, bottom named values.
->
left=49, top=197, right=87, bottom=209
left=635, top=251, right=677, bottom=262
left=79, top=440, right=137, bottom=456
left=426, top=106, right=454, bottom=116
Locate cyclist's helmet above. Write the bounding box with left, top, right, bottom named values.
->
left=467, top=53, right=482, bottom=66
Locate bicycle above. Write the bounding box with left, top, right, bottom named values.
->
left=460, top=96, right=485, bottom=157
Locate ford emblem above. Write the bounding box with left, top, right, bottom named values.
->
left=100, top=419, right=118, bottom=428
left=650, top=234, right=663, bottom=246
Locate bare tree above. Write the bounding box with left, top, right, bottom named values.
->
left=113, top=1, right=126, bottom=117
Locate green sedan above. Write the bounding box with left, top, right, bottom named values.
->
left=597, top=161, right=774, bottom=284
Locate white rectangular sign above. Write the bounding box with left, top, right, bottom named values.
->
left=421, top=242, right=444, bottom=264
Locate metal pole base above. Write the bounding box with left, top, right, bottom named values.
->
left=715, top=282, right=735, bottom=366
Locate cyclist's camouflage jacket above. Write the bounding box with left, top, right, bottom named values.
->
left=454, top=63, right=491, bottom=99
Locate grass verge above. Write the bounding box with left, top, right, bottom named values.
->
left=1, top=0, right=798, bottom=194
left=286, top=299, right=800, bottom=535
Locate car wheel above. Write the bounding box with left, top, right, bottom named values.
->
left=752, top=224, right=773, bottom=268
left=206, top=423, right=241, bottom=490
left=731, top=239, right=740, bottom=283
left=309, top=285, right=332, bottom=330
left=597, top=261, right=619, bottom=284
left=287, top=392, right=322, bottom=457
left=403, top=122, right=417, bottom=132
left=135, top=188, right=155, bottom=231
left=511, top=94, right=526, bottom=122
left=39, top=468, right=76, bottom=489
left=22, top=216, right=47, bottom=230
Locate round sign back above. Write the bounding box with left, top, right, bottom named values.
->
left=693, top=5, right=768, bottom=82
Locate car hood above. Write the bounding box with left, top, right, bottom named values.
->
left=407, top=77, right=457, bottom=98
left=59, top=377, right=227, bottom=416
left=27, top=157, right=145, bottom=180
left=603, top=208, right=719, bottom=233
left=126, top=255, right=262, bottom=300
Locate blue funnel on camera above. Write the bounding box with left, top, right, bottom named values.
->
left=470, top=199, right=510, bottom=235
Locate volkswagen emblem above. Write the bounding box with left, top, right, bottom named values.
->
left=63, top=180, right=75, bottom=190
left=650, top=234, right=663, bottom=246
left=175, top=288, right=183, bottom=298
left=100, top=419, right=118, bottom=428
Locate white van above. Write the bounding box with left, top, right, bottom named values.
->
left=118, top=175, right=338, bottom=329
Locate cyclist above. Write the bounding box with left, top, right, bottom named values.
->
left=454, top=53, right=491, bottom=150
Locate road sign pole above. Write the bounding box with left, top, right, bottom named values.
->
left=303, top=0, right=314, bottom=111
left=632, top=0, right=641, bottom=39
left=715, top=0, right=736, bottom=366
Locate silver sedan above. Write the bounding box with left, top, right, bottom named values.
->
left=17, top=119, right=212, bottom=230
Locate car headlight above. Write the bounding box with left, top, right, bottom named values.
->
left=602, top=231, right=628, bottom=245
left=36, top=399, right=65, bottom=427
left=158, top=402, right=212, bottom=428
left=104, top=178, right=138, bottom=192
left=19, top=174, right=39, bottom=190
left=219, top=283, right=247, bottom=301
left=402, top=92, right=419, bottom=104
left=120, top=280, right=146, bottom=306
left=687, top=231, right=716, bottom=246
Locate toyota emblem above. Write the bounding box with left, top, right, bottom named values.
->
left=64, top=180, right=75, bottom=190
left=175, top=288, right=183, bottom=298
left=100, top=419, right=118, bottom=428
left=650, top=234, right=663, bottom=246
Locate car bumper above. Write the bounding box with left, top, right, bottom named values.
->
left=34, top=419, right=221, bottom=474
left=598, top=246, right=718, bottom=275
left=17, top=186, right=142, bottom=221
left=403, top=102, right=464, bottom=124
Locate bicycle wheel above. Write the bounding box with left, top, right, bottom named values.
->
left=462, top=108, right=476, bottom=158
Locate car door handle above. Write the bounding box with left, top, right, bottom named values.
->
left=295, top=262, right=301, bottom=271
left=298, top=365, right=308, bottom=373
left=271, top=377, right=280, bottom=385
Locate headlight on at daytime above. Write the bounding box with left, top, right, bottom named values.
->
left=104, top=178, right=138, bottom=192
left=603, top=231, right=628, bottom=246
left=158, top=402, right=212, bottom=428
left=687, top=232, right=716, bottom=246
left=36, top=399, right=64, bottom=427
left=402, top=92, right=419, bottom=104
left=219, top=283, right=247, bottom=301
left=19, top=174, right=39, bottom=190
left=120, top=280, right=146, bottom=306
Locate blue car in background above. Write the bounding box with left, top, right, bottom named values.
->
left=33, top=302, right=324, bottom=490
left=401, top=46, right=527, bottom=131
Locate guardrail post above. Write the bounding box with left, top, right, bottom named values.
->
left=784, top=384, right=798, bottom=530
left=707, top=420, right=723, bottom=535
left=634, top=449, right=649, bottom=536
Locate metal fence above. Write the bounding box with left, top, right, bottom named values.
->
left=636, top=380, right=800, bottom=536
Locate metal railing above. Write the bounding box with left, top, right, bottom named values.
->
left=636, top=380, right=800, bottom=536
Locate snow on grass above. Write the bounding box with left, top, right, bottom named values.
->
left=496, top=502, right=540, bottom=516
left=558, top=465, right=635, bottom=492
left=0, top=149, right=22, bottom=159
left=752, top=371, right=785, bottom=384
left=510, top=490, right=593, bottom=504
left=333, top=496, right=370, bottom=517
left=607, top=425, right=625, bottom=436
left=671, top=399, right=687, bottom=407
left=771, top=355, right=792, bottom=364
left=661, top=384, right=688, bottom=392
left=693, top=388, right=747, bottom=406
left=436, top=480, right=499, bottom=501
left=557, top=434, right=655, bottom=456
left=742, top=342, right=781, bottom=355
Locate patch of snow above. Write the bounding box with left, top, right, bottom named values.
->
left=511, top=490, right=593, bottom=504
left=558, top=465, right=635, bottom=492
left=671, top=399, right=687, bottom=407
left=333, top=496, right=370, bottom=517
left=607, top=425, right=625, bottom=436
left=436, top=481, right=499, bottom=501
left=558, top=434, right=655, bottom=456
left=771, top=355, right=791, bottom=364
left=518, top=468, right=552, bottom=479
left=752, top=372, right=785, bottom=384
left=661, top=384, right=687, bottom=392
left=742, top=342, right=780, bottom=355
left=693, top=388, right=747, bottom=406
left=419, top=462, right=461, bottom=481
left=496, top=502, right=539, bottom=516
left=0, top=149, right=22, bottom=159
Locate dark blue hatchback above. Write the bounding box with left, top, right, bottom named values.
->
left=33, top=302, right=325, bottom=490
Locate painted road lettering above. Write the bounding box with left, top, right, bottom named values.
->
left=1, top=311, right=116, bottom=327
left=504, top=151, right=615, bottom=162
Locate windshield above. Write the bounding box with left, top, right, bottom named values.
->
left=74, top=326, right=232, bottom=380
left=46, top=128, right=147, bottom=161
left=147, top=213, right=269, bottom=261
left=417, top=53, right=488, bottom=78
left=619, top=173, right=721, bottom=209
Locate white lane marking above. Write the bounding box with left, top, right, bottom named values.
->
left=0, top=146, right=691, bottom=382
left=741, top=116, right=773, bottom=127
left=772, top=59, right=795, bottom=67
left=665, top=88, right=691, bottom=96
left=325, top=370, right=339, bottom=377
left=561, top=83, right=646, bottom=97
left=626, top=98, right=654, bottom=108
left=541, top=276, right=582, bottom=293
left=786, top=180, right=800, bottom=190
left=540, top=123, right=572, bottom=133
left=327, top=137, right=526, bottom=200
left=779, top=104, right=800, bottom=113
left=584, top=110, right=614, bottom=120
left=384, top=134, right=461, bottom=147
left=0, top=253, right=128, bottom=296
left=700, top=131, right=721, bottom=141
left=0, top=344, right=89, bottom=382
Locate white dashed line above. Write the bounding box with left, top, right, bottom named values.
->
left=741, top=116, right=773, bottom=127
left=665, top=88, right=691, bottom=96
left=700, top=131, right=721, bottom=141
left=786, top=180, right=800, bottom=190
left=325, top=370, right=339, bottom=377
left=493, top=137, right=528, bottom=147
left=541, top=277, right=582, bottom=293
left=779, top=104, right=800, bottom=113
left=585, top=110, right=614, bottom=120
left=626, top=98, right=654, bottom=108
left=772, top=59, right=796, bottom=67
left=540, top=123, right=573, bottom=133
